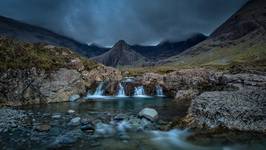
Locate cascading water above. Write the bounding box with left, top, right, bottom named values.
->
left=93, top=82, right=105, bottom=96
left=156, top=85, right=165, bottom=97
left=85, top=82, right=106, bottom=99
left=116, top=83, right=127, bottom=97
left=134, top=86, right=150, bottom=98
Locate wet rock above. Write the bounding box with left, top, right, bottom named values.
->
left=139, top=108, right=158, bottom=121
left=35, top=124, right=51, bottom=132
left=50, top=130, right=82, bottom=148
left=80, top=123, right=95, bottom=134
left=69, top=94, right=80, bottom=102
left=113, top=114, right=127, bottom=122
left=68, top=117, right=81, bottom=126
left=52, top=114, right=61, bottom=119
left=0, top=108, right=26, bottom=130
left=68, top=109, right=75, bottom=114
left=95, top=123, right=115, bottom=137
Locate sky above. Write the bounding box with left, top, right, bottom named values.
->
left=0, top=0, right=248, bottom=46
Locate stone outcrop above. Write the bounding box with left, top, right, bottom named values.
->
left=184, top=72, right=266, bottom=132
left=188, top=87, right=266, bottom=132
left=0, top=65, right=122, bottom=106
left=140, top=69, right=224, bottom=98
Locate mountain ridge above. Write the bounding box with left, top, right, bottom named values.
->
left=161, top=0, right=266, bottom=66
left=0, top=15, right=109, bottom=57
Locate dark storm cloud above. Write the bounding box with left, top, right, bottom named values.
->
left=0, top=0, right=248, bottom=46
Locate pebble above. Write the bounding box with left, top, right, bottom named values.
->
left=52, top=114, right=61, bottom=119
left=68, top=109, right=75, bottom=114
left=68, top=117, right=81, bottom=126
left=35, top=124, right=51, bottom=132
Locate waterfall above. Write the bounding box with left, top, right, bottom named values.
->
left=156, top=85, right=165, bottom=97
left=117, top=83, right=127, bottom=97
left=85, top=82, right=105, bottom=99
left=93, top=82, right=105, bottom=96
left=134, top=86, right=149, bottom=97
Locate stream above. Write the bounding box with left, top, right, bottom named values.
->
left=0, top=97, right=266, bottom=150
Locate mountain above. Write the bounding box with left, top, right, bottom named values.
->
left=92, top=40, right=148, bottom=67
left=163, top=0, right=266, bottom=66
left=132, top=33, right=207, bottom=61
left=0, top=15, right=109, bottom=57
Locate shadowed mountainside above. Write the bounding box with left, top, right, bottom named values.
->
left=162, top=0, right=266, bottom=67
left=0, top=15, right=109, bottom=57
left=92, top=40, right=148, bottom=67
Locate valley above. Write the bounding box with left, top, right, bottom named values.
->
left=0, top=0, right=266, bottom=150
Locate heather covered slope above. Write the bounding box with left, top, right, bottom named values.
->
left=162, top=0, right=266, bottom=67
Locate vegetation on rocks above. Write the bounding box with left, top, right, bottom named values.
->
left=0, top=37, right=98, bottom=71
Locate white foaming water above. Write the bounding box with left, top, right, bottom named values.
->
left=117, top=120, right=131, bottom=133
left=149, top=129, right=212, bottom=150
left=94, top=82, right=105, bottom=96
left=156, top=85, right=165, bottom=97
left=116, top=83, right=127, bottom=97
left=86, top=82, right=109, bottom=99
left=134, top=86, right=150, bottom=98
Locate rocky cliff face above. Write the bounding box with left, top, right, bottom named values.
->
left=0, top=38, right=122, bottom=106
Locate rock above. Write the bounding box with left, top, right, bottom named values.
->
left=113, top=114, right=127, bottom=122
left=52, top=114, right=61, bottom=119
left=67, top=58, right=85, bottom=71
left=68, top=109, right=75, bottom=114
left=51, top=130, right=82, bottom=148
left=95, top=123, right=115, bottom=137
left=80, top=123, right=95, bottom=134
left=35, top=124, right=51, bottom=132
left=139, top=108, right=158, bottom=121
left=69, top=117, right=81, bottom=126
left=69, top=95, right=80, bottom=102
left=175, top=90, right=199, bottom=100
left=0, top=108, right=26, bottom=130
left=188, top=87, right=266, bottom=132
left=82, top=65, right=122, bottom=82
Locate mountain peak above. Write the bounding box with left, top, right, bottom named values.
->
left=113, top=40, right=130, bottom=50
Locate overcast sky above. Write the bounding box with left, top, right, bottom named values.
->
left=0, top=0, right=248, bottom=46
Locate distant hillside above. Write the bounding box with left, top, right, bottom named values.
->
left=132, top=33, right=207, bottom=61
left=0, top=15, right=108, bottom=57
left=92, top=40, right=148, bottom=67
left=163, top=0, right=266, bottom=66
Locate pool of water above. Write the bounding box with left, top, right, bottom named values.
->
left=0, top=97, right=265, bottom=150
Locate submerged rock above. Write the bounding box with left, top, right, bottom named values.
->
left=69, top=94, right=80, bottom=102
left=139, top=108, right=158, bottom=121
left=69, top=117, right=81, bottom=126
left=35, top=124, right=51, bottom=132
left=68, top=109, right=75, bottom=114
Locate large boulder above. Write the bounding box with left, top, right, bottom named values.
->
left=40, top=68, right=85, bottom=103
left=188, top=87, right=266, bottom=132
left=139, top=108, right=158, bottom=121
left=82, top=65, right=122, bottom=86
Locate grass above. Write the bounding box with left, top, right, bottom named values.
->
left=0, top=37, right=98, bottom=71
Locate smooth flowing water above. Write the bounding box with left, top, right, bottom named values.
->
left=117, top=83, right=127, bottom=97
left=0, top=97, right=265, bottom=150
left=134, top=86, right=150, bottom=98
left=156, top=85, right=165, bottom=97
